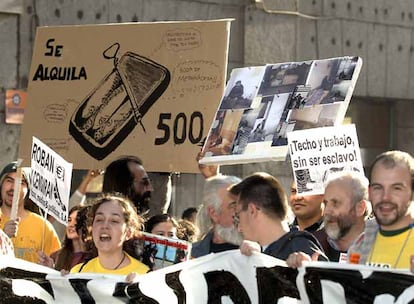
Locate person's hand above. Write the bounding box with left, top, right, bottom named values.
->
left=87, top=169, right=103, bottom=179
left=286, top=251, right=319, bottom=268
left=239, top=240, right=261, bottom=256
left=3, top=218, right=20, bottom=238
left=77, top=169, right=103, bottom=194
left=196, top=151, right=218, bottom=178
left=410, top=255, right=414, bottom=274
left=38, top=251, right=55, bottom=268
left=60, top=269, right=70, bottom=276
left=125, top=272, right=137, bottom=283
left=83, top=169, right=103, bottom=184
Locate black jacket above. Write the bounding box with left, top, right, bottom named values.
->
left=263, top=230, right=328, bottom=261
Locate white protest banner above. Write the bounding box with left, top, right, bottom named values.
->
left=297, top=262, right=414, bottom=304
left=0, top=251, right=294, bottom=304
left=1, top=252, right=414, bottom=303
left=18, top=20, right=231, bottom=173
left=287, top=124, right=363, bottom=195
left=200, top=56, right=363, bottom=166
left=30, top=136, right=73, bottom=225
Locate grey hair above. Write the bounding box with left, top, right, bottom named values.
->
left=196, top=175, right=241, bottom=239
left=324, top=170, right=371, bottom=217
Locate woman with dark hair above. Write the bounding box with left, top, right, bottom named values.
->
left=145, top=213, right=179, bottom=238
left=142, top=214, right=190, bottom=270
left=38, top=205, right=92, bottom=271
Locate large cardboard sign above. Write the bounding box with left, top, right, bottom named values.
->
left=18, top=20, right=231, bottom=172
left=287, top=124, right=364, bottom=195
left=30, top=136, right=73, bottom=225
left=199, top=57, right=362, bottom=166
left=1, top=251, right=414, bottom=303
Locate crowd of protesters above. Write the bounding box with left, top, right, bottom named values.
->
left=1, top=149, right=413, bottom=277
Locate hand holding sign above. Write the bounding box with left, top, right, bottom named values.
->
left=2, top=218, right=20, bottom=238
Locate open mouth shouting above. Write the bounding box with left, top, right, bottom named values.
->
left=99, top=233, right=111, bottom=242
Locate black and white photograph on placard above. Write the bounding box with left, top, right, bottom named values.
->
left=219, top=66, right=265, bottom=110
left=257, top=62, right=312, bottom=96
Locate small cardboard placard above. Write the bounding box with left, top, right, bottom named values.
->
left=287, top=124, right=364, bottom=195
left=135, top=232, right=191, bottom=270
left=29, top=136, right=73, bottom=225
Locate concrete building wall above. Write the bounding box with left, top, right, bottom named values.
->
left=0, top=0, right=413, bottom=216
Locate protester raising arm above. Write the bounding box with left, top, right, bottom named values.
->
left=69, top=169, right=103, bottom=209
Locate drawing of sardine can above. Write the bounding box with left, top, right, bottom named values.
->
left=69, top=43, right=170, bottom=160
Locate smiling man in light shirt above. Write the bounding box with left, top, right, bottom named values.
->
left=348, top=150, right=414, bottom=269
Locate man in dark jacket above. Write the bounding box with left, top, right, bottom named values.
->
left=230, top=172, right=326, bottom=261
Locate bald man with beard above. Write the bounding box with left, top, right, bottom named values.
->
left=286, top=171, right=370, bottom=267
left=316, top=171, right=370, bottom=262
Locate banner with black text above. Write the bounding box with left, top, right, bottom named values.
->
left=1, top=251, right=413, bottom=303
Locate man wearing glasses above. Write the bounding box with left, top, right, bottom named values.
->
left=230, top=172, right=326, bottom=261
left=103, top=155, right=154, bottom=215
left=69, top=156, right=155, bottom=216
